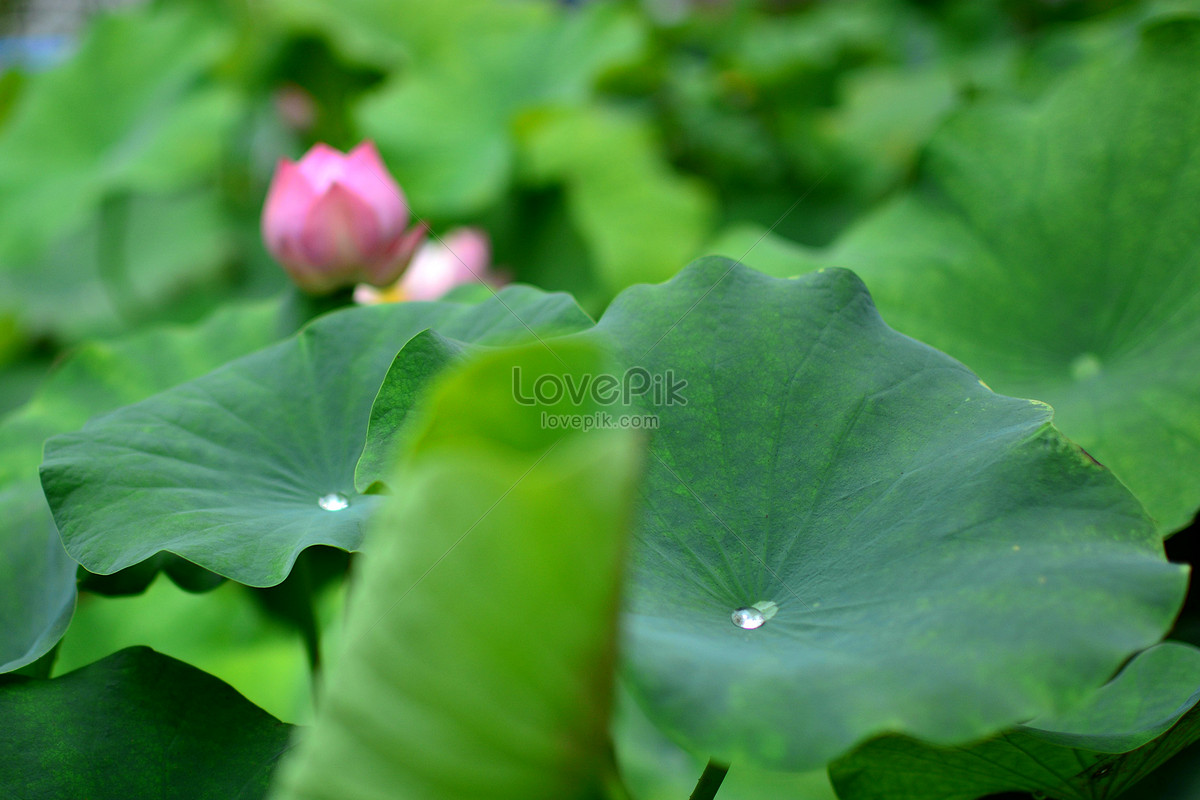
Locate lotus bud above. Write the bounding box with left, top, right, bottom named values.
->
left=262, top=141, right=427, bottom=294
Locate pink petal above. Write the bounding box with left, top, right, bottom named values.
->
left=341, top=141, right=408, bottom=236
left=362, top=221, right=429, bottom=287
left=441, top=228, right=491, bottom=276
left=262, top=159, right=318, bottom=256
left=296, top=143, right=350, bottom=193
left=400, top=228, right=491, bottom=301
left=298, top=182, right=383, bottom=271
left=347, top=140, right=391, bottom=178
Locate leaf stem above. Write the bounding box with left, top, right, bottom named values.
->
left=291, top=552, right=323, bottom=679
left=688, top=759, right=729, bottom=800
left=251, top=550, right=323, bottom=689
left=277, top=284, right=356, bottom=336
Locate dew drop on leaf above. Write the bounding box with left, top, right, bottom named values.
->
left=731, top=607, right=766, bottom=629
left=732, top=600, right=779, bottom=629
left=318, top=492, right=350, bottom=512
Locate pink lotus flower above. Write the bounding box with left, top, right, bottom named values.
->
left=262, top=141, right=427, bottom=294
left=354, top=227, right=500, bottom=304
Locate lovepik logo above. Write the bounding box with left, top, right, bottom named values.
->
left=511, top=366, right=688, bottom=407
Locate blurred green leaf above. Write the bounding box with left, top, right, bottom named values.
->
left=704, top=222, right=824, bottom=278
left=0, top=70, right=25, bottom=129
left=269, top=0, right=542, bottom=69
left=0, top=647, right=293, bottom=800
left=830, top=642, right=1200, bottom=800
left=495, top=188, right=605, bottom=311
left=40, top=288, right=592, bottom=587
left=0, top=300, right=280, bottom=673
left=582, top=258, right=1186, bottom=769
left=731, top=0, right=895, bottom=85
left=353, top=1, right=644, bottom=216
left=0, top=353, right=52, bottom=417
left=0, top=4, right=239, bottom=271
left=521, top=106, right=715, bottom=293
left=270, top=341, right=640, bottom=800
left=1019, top=2, right=1200, bottom=97
left=818, top=65, right=958, bottom=199
left=2, top=188, right=235, bottom=340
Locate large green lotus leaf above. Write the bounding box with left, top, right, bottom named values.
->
left=578, top=258, right=1187, bottom=770
left=520, top=106, right=716, bottom=294
left=0, top=301, right=281, bottom=673
left=354, top=1, right=643, bottom=216
left=743, top=18, right=1200, bottom=535
left=40, top=288, right=592, bottom=587
left=0, top=4, right=238, bottom=268
left=270, top=342, right=639, bottom=800
left=829, top=642, right=1200, bottom=800
left=0, top=646, right=293, bottom=799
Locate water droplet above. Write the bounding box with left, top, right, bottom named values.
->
left=732, top=607, right=765, bottom=629
left=318, top=492, right=350, bottom=511
left=731, top=601, right=779, bottom=630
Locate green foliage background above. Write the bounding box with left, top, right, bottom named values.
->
left=1, top=1, right=1198, bottom=799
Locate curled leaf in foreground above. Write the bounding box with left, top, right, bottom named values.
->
left=271, top=341, right=640, bottom=800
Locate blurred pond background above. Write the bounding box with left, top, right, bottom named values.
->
left=0, top=0, right=1187, bottom=416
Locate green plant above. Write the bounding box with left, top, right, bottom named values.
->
left=1, top=2, right=1198, bottom=799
